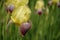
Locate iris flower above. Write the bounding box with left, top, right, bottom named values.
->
left=11, top=5, right=31, bottom=25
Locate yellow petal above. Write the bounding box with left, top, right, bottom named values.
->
left=52, top=0, right=59, bottom=4
left=6, top=0, right=29, bottom=8
left=11, top=5, right=31, bottom=25
left=35, top=0, right=44, bottom=10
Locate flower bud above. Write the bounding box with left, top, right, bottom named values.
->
left=48, top=1, right=52, bottom=6
left=20, top=21, right=31, bottom=36
left=11, top=5, right=31, bottom=25
left=57, top=3, right=60, bottom=8
left=6, top=4, right=14, bottom=13
left=37, top=9, right=43, bottom=15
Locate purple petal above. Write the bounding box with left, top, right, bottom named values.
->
left=20, top=21, right=31, bottom=36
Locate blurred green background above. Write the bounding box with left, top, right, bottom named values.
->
left=0, top=0, right=60, bottom=40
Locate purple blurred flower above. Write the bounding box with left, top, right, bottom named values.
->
left=48, top=1, right=52, bottom=6
left=5, top=4, right=14, bottom=13
left=20, top=21, right=31, bottom=36
left=37, top=9, right=43, bottom=15
left=57, top=3, right=60, bottom=8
